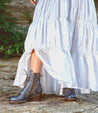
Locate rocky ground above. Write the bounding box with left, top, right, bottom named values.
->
left=0, top=58, right=98, bottom=113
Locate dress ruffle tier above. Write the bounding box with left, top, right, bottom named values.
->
left=14, top=0, right=98, bottom=95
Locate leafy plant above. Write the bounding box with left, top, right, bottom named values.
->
left=0, top=0, right=28, bottom=58
left=24, top=11, right=32, bottom=23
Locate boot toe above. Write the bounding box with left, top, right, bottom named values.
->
left=9, top=96, right=18, bottom=101
left=64, top=94, right=76, bottom=101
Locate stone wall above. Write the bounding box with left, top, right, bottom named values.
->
left=8, top=0, right=35, bottom=26
left=95, top=0, right=98, bottom=8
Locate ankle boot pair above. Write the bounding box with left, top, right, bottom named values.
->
left=9, top=70, right=42, bottom=104
left=63, top=88, right=76, bottom=101
left=9, top=70, right=76, bottom=104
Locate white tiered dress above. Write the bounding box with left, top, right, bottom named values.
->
left=14, top=0, right=98, bottom=95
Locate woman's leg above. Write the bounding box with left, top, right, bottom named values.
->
left=9, top=49, right=43, bottom=104
left=30, top=49, right=43, bottom=73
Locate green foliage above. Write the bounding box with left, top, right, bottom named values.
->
left=24, top=11, right=32, bottom=23
left=0, top=0, right=27, bottom=59
left=24, top=11, right=30, bottom=18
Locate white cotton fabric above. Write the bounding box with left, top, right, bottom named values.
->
left=14, top=0, right=98, bottom=95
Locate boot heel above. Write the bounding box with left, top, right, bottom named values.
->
left=33, top=94, right=41, bottom=101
